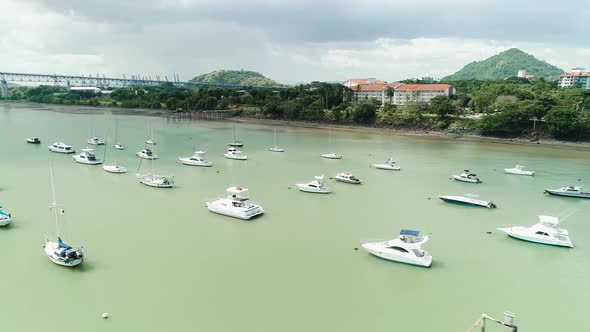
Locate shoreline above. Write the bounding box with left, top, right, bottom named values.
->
left=3, top=101, right=590, bottom=151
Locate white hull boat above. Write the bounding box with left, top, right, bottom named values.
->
left=224, top=147, right=247, bottom=160
left=0, top=208, right=12, bottom=226
left=361, top=230, right=432, bottom=267
left=269, top=128, right=285, bottom=152
left=139, top=174, right=174, bottom=188
left=497, top=216, right=573, bottom=248
left=103, top=164, right=128, bottom=173
left=334, top=172, right=362, bottom=184
left=296, top=175, right=331, bottom=193
left=206, top=187, right=264, bottom=220
left=137, top=149, right=158, bottom=160
left=438, top=195, right=496, bottom=208
left=179, top=151, right=213, bottom=167
left=44, top=239, right=84, bottom=267
left=452, top=170, right=481, bottom=183
left=87, top=137, right=105, bottom=145
left=504, top=165, right=534, bottom=176
left=49, top=142, right=75, bottom=154
left=373, top=158, right=400, bottom=170
left=545, top=186, right=590, bottom=199
left=73, top=148, right=102, bottom=165
left=26, top=137, right=41, bottom=144
left=321, top=153, right=342, bottom=159
left=114, top=144, right=125, bottom=150
left=145, top=140, right=156, bottom=145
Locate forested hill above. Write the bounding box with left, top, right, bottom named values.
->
left=189, top=70, right=284, bottom=87
left=444, top=48, right=564, bottom=81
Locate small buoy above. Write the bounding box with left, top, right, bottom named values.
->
left=427, top=197, right=431, bottom=200
left=486, top=231, right=492, bottom=234
left=493, top=169, right=496, bottom=171
left=102, top=313, right=109, bottom=319
left=288, top=187, right=291, bottom=189
left=353, top=247, right=358, bottom=250
left=216, top=171, right=220, bottom=173
left=578, top=179, right=582, bottom=181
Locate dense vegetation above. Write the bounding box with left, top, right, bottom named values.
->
left=444, top=48, right=564, bottom=81
left=189, top=70, right=284, bottom=87
left=3, top=77, right=590, bottom=141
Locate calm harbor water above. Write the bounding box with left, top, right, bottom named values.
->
left=1, top=103, right=589, bottom=331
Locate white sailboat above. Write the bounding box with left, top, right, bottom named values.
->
left=269, top=128, right=285, bottom=152
left=103, top=132, right=128, bottom=173
left=44, top=162, right=84, bottom=267
left=113, top=119, right=125, bottom=150
left=145, top=121, right=156, bottom=145
left=321, top=128, right=342, bottom=159
left=136, top=145, right=174, bottom=188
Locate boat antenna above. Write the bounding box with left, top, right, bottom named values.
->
left=49, top=160, right=61, bottom=238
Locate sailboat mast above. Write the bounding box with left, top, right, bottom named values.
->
left=233, top=124, right=236, bottom=143
left=328, top=129, right=332, bottom=152
left=273, top=128, right=277, bottom=147
left=103, top=131, right=109, bottom=162
left=49, top=161, right=61, bottom=238
left=114, top=119, right=118, bottom=144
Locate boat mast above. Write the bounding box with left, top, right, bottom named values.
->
left=273, top=128, right=277, bottom=148
left=103, top=131, right=109, bottom=162
left=233, top=124, right=237, bottom=143
left=114, top=119, right=119, bottom=144
left=49, top=161, right=61, bottom=238
left=328, top=128, right=332, bottom=152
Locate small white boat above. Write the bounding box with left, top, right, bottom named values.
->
left=138, top=174, right=174, bottom=188
left=296, top=175, right=331, bottom=193
left=179, top=151, right=213, bottom=167
left=137, top=148, right=158, bottom=160
left=49, top=142, right=75, bottom=154
left=26, top=137, right=41, bottom=144
left=206, top=186, right=264, bottom=220
left=103, top=164, right=128, bottom=174
left=452, top=170, right=481, bottom=183
left=361, top=230, right=432, bottom=267
left=0, top=206, right=13, bottom=226
left=334, top=172, right=362, bottom=184
left=269, top=128, right=285, bottom=152
left=73, top=148, right=102, bottom=165
left=497, top=216, right=573, bottom=248
left=87, top=137, right=105, bottom=145
left=373, top=157, right=401, bottom=170
left=545, top=186, right=590, bottom=199
left=504, top=164, right=535, bottom=176
left=113, top=119, right=125, bottom=150
left=114, top=144, right=125, bottom=150
left=224, top=147, right=248, bottom=160
left=438, top=195, right=496, bottom=208
left=145, top=139, right=156, bottom=145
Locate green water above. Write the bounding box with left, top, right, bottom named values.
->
left=1, top=103, right=589, bottom=331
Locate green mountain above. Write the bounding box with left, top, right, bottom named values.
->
left=189, top=70, right=283, bottom=87
left=443, top=48, right=564, bottom=81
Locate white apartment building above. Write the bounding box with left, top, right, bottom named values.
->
left=345, top=78, right=454, bottom=105
left=559, top=68, right=590, bottom=89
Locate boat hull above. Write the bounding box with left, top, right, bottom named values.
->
left=44, top=242, right=83, bottom=267
left=373, top=164, right=400, bottom=170
left=498, top=228, right=573, bottom=248
left=321, top=154, right=342, bottom=159
left=73, top=156, right=102, bottom=165
left=269, top=147, right=285, bottom=152
left=140, top=180, right=173, bottom=188
left=0, top=216, right=12, bottom=226
left=545, top=190, right=590, bottom=199
left=49, top=147, right=75, bottom=154
left=361, top=244, right=432, bottom=267
left=296, top=184, right=331, bottom=193
left=137, top=152, right=158, bottom=160
left=224, top=154, right=247, bottom=160
left=103, top=165, right=128, bottom=173
left=114, top=145, right=125, bottom=150
left=179, top=158, right=213, bottom=167
left=504, top=169, right=534, bottom=176
left=438, top=196, right=495, bottom=208
left=334, top=177, right=362, bottom=184
left=26, top=139, right=41, bottom=144
left=206, top=202, right=264, bottom=220
left=452, top=175, right=480, bottom=183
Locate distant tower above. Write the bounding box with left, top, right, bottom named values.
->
left=517, top=70, right=527, bottom=78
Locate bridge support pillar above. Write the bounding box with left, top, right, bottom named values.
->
left=66, top=80, right=71, bottom=89
left=0, top=80, right=8, bottom=98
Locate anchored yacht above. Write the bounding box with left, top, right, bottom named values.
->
left=49, top=142, right=75, bottom=154
left=361, top=230, right=432, bottom=267
left=334, top=172, right=362, bottom=184
left=373, top=157, right=401, bottom=170
left=0, top=205, right=13, bottom=226
left=26, top=137, right=41, bottom=144
left=504, top=164, right=535, bottom=176
left=206, top=187, right=264, bottom=220
left=438, top=195, right=496, bottom=208
left=224, top=147, right=247, bottom=160
left=296, top=175, right=331, bottom=193
left=137, top=148, right=158, bottom=160
left=179, top=151, right=213, bottom=167
left=452, top=170, right=481, bottom=183
left=87, top=137, right=105, bottom=145
left=497, top=216, right=573, bottom=248
left=545, top=186, right=590, bottom=199
left=73, top=148, right=102, bottom=165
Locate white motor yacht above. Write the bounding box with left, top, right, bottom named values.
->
left=545, top=186, right=590, bottom=199
left=87, top=137, right=105, bottom=145
left=137, top=148, right=158, bottom=160
left=26, top=137, right=41, bottom=144
left=224, top=147, right=248, bottom=160
left=438, top=195, right=496, bottom=208
left=206, top=186, right=264, bottom=220
left=373, top=157, right=401, bottom=170
left=361, top=230, right=432, bottom=267
left=0, top=206, right=13, bottom=226
left=179, top=151, right=213, bottom=167
left=73, top=148, right=102, bottom=165
left=452, top=170, right=481, bottom=183
left=296, top=175, right=331, bottom=193
left=504, top=164, right=535, bottom=176
left=49, top=142, right=75, bottom=154
left=497, top=216, right=573, bottom=248
left=334, top=172, right=362, bottom=184
left=114, top=143, right=125, bottom=150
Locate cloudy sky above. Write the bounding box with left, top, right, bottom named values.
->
left=1, top=0, right=588, bottom=84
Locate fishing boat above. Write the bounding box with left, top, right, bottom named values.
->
left=224, top=147, right=247, bottom=160
left=206, top=186, right=264, bottom=220
left=179, top=151, right=213, bottom=167
left=361, top=230, right=432, bottom=267
left=269, top=128, right=285, bottom=152
left=73, top=148, right=102, bottom=165
left=44, top=162, right=84, bottom=267
left=452, top=170, right=481, bottom=183
left=102, top=132, right=127, bottom=173
left=497, top=215, right=573, bottom=248
left=504, top=164, right=534, bottom=176
left=334, top=172, right=362, bottom=184
left=136, top=147, right=174, bottom=188
left=228, top=124, right=243, bottom=147
left=320, top=129, right=342, bottom=159
left=296, top=175, right=331, bottom=193
left=544, top=186, right=590, bottom=199
left=113, top=119, right=125, bottom=150
left=0, top=205, right=13, bottom=226
left=438, top=195, right=496, bottom=208
left=49, top=142, right=75, bottom=154
left=87, top=137, right=105, bottom=145
left=373, top=157, right=401, bottom=170
left=137, top=148, right=158, bottom=160
left=26, top=137, right=41, bottom=144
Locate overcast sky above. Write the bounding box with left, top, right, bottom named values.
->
left=1, top=0, right=588, bottom=84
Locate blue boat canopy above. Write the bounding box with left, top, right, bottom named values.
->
left=400, top=229, right=420, bottom=237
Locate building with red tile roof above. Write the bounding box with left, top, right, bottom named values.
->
left=344, top=78, right=454, bottom=105
left=559, top=68, right=590, bottom=89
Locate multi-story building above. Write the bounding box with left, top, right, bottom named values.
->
left=559, top=68, right=590, bottom=89
left=344, top=78, right=454, bottom=105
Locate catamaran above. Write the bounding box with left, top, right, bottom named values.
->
left=44, top=162, right=84, bottom=267
left=269, top=128, right=285, bottom=152
left=321, top=128, right=342, bottom=159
